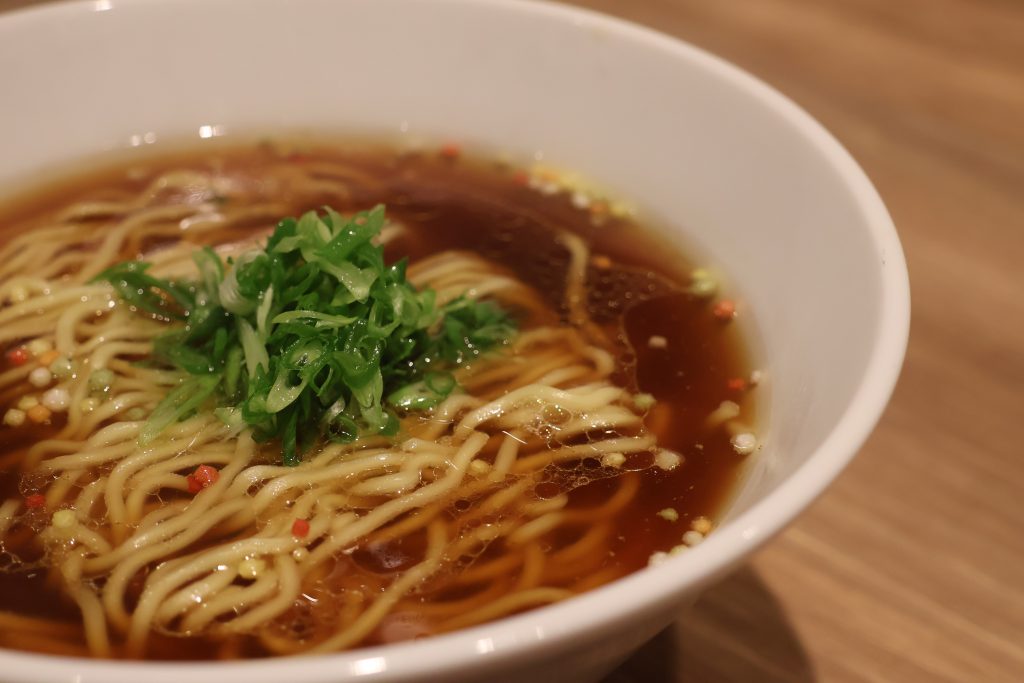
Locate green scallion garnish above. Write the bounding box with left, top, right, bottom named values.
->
left=94, top=205, right=516, bottom=465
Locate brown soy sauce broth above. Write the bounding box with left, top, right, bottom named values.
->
left=0, top=138, right=757, bottom=659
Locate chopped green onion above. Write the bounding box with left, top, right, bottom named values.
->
left=95, top=205, right=516, bottom=464
left=138, top=375, right=219, bottom=445
left=87, top=368, right=116, bottom=394
left=387, top=372, right=456, bottom=411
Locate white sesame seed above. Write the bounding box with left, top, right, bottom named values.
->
left=731, top=432, right=758, bottom=455
left=16, top=395, right=39, bottom=411
left=28, top=367, right=52, bottom=388
left=26, top=339, right=53, bottom=357
left=682, top=530, right=704, bottom=547
left=571, top=191, right=591, bottom=209
left=692, top=280, right=716, bottom=296
left=691, top=516, right=713, bottom=534
left=749, top=370, right=763, bottom=386
left=647, top=335, right=668, bottom=349
left=468, top=460, right=492, bottom=476
left=238, top=558, right=266, bottom=579
left=654, top=449, right=683, bottom=471
left=689, top=268, right=717, bottom=298
left=41, top=387, right=71, bottom=412
left=601, top=452, right=626, bottom=468
left=647, top=551, right=670, bottom=567
left=3, top=409, right=26, bottom=427
left=292, top=548, right=309, bottom=562
left=706, top=400, right=741, bottom=428
left=656, top=508, right=679, bottom=522
left=633, top=393, right=656, bottom=410
left=52, top=509, right=76, bottom=529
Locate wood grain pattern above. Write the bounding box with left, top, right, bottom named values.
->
left=1, top=1, right=1021, bottom=681
left=567, top=1, right=1024, bottom=681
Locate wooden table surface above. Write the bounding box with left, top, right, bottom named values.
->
left=2, top=1, right=1022, bottom=681
left=571, top=2, right=1023, bottom=681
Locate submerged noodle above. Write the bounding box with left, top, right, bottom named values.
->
left=0, top=158, right=661, bottom=658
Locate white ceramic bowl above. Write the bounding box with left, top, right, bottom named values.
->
left=0, top=0, right=909, bottom=681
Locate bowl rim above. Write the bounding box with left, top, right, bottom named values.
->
left=0, top=0, right=910, bottom=680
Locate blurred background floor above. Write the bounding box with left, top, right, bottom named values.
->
left=2, top=1, right=1022, bottom=681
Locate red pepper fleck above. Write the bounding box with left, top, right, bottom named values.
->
left=287, top=153, right=311, bottom=163
left=713, top=300, right=736, bottom=321
left=24, top=493, right=46, bottom=509
left=6, top=347, right=29, bottom=366
left=439, top=143, right=461, bottom=159
left=26, top=404, right=51, bottom=424
left=193, top=465, right=219, bottom=487
left=291, top=518, right=310, bottom=538
left=726, top=377, right=748, bottom=392
left=188, top=465, right=219, bottom=494
left=512, top=170, right=530, bottom=186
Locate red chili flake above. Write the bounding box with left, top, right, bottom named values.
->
left=193, top=464, right=219, bottom=487
left=6, top=347, right=29, bottom=366
left=439, top=143, right=461, bottom=159
left=726, top=377, right=748, bottom=392
left=713, top=300, right=736, bottom=321
left=287, top=153, right=311, bottom=163
left=188, top=465, right=219, bottom=494
left=291, top=518, right=310, bottom=538
left=512, top=170, right=530, bottom=186
left=24, top=493, right=46, bottom=509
